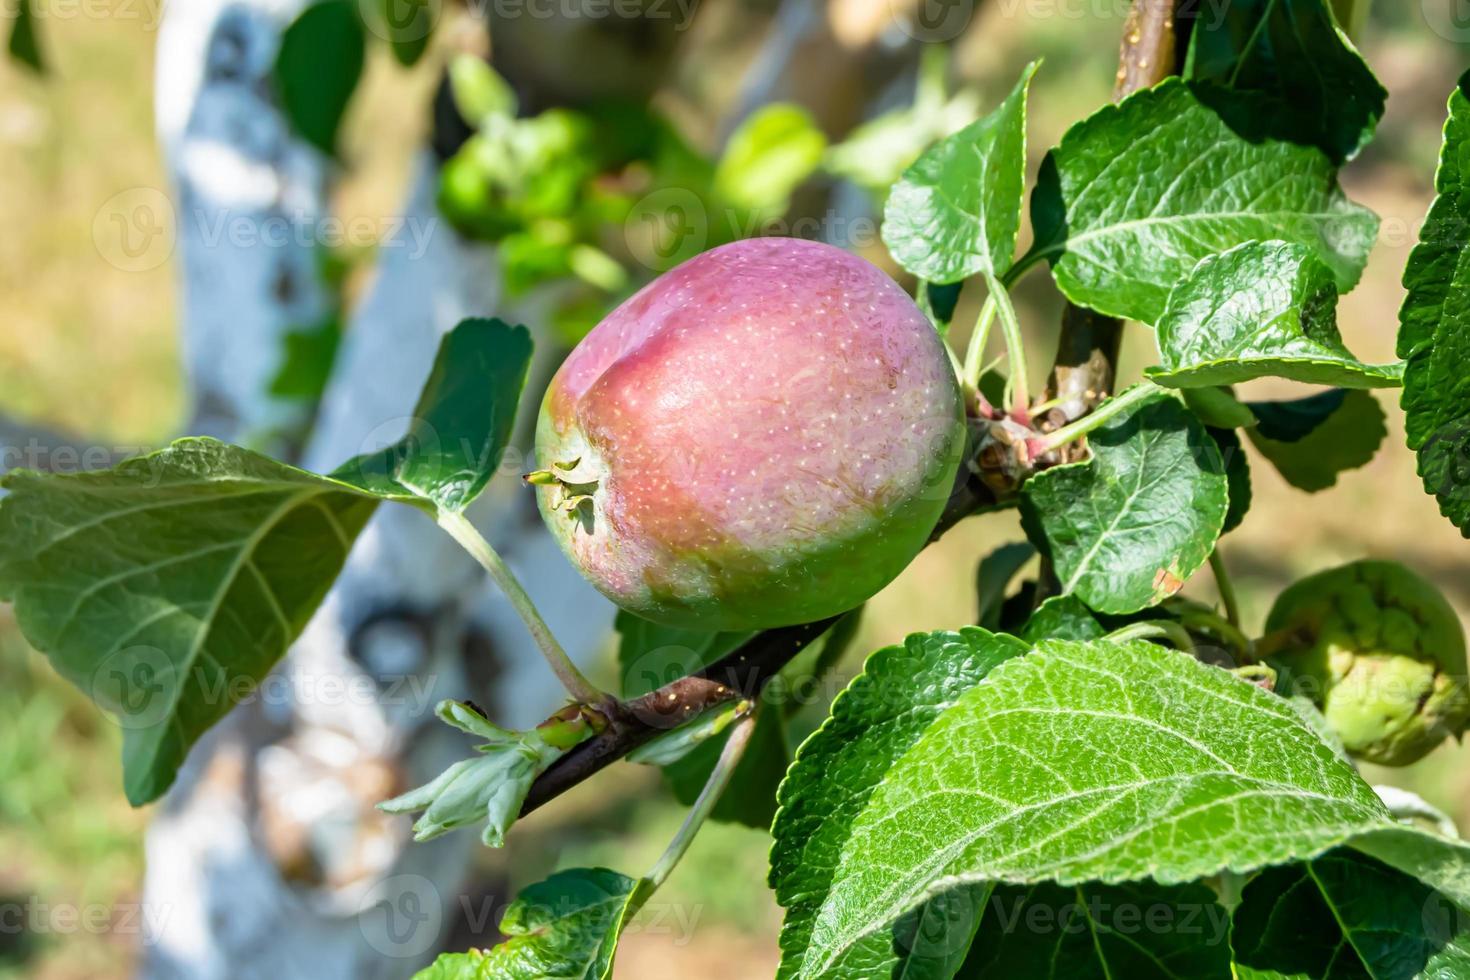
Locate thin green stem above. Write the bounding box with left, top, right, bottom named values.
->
left=989, top=275, right=1030, bottom=413
left=1000, top=250, right=1043, bottom=289
left=1209, top=548, right=1242, bottom=629
left=645, top=713, right=755, bottom=888
left=1034, top=381, right=1161, bottom=454
left=962, top=295, right=998, bottom=392
left=1106, top=620, right=1196, bottom=655
left=1172, top=607, right=1251, bottom=660
left=438, top=510, right=607, bottom=705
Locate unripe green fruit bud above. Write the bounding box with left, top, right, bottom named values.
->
left=1261, top=559, right=1469, bottom=765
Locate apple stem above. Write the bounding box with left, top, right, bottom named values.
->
left=1105, top=619, right=1196, bottom=655
left=961, top=294, right=998, bottom=392
left=438, top=510, right=608, bottom=706
left=645, top=712, right=756, bottom=889
left=1033, top=381, right=1161, bottom=455
left=1210, top=549, right=1242, bottom=629
left=988, top=274, right=1030, bottom=417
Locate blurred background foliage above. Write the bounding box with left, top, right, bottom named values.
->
left=2, top=0, right=1470, bottom=976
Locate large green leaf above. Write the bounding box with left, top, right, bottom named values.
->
left=1020, top=389, right=1229, bottom=614
left=1399, top=72, right=1470, bottom=535
left=883, top=62, right=1038, bottom=284
left=771, top=628, right=1028, bottom=979
left=1025, top=80, right=1377, bottom=324
left=1230, top=848, right=1470, bottom=979
left=275, top=0, right=365, bottom=157
left=959, top=880, right=1232, bottom=979
left=1247, top=389, right=1387, bottom=492
left=0, top=441, right=390, bottom=804
left=414, top=868, right=646, bottom=980
left=0, top=320, right=532, bottom=803
left=1147, top=241, right=1403, bottom=389
left=799, top=639, right=1390, bottom=976
left=1184, top=0, right=1385, bottom=163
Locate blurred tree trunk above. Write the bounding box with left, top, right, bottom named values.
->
left=139, top=5, right=612, bottom=978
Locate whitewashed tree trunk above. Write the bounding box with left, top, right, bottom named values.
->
left=140, top=6, right=611, bottom=978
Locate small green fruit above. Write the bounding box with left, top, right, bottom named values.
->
left=1261, top=559, right=1468, bottom=765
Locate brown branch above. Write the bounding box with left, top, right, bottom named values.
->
left=520, top=468, right=984, bottom=816
left=1113, top=0, right=1178, bottom=100
left=522, top=0, right=1187, bottom=819
left=1044, top=0, right=1180, bottom=434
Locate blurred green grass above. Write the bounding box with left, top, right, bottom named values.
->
left=3, top=4, right=1470, bottom=979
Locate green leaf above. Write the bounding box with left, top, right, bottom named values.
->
left=1349, top=825, right=1470, bottom=910
left=627, top=702, right=746, bottom=767
left=883, top=61, right=1038, bottom=284
left=1183, top=0, right=1385, bottom=162
left=800, top=639, right=1390, bottom=975
left=0, top=319, right=532, bottom=803
left=449, top=55, right=517, bottom=123
left=614, top=611, right=781, bottom=828
left=1248, top=387, right=1350, bottom=441
left=1182, top=386, right=1258, bottom=430
left=714, top=104, right=827, bottom=215
left=335, top=318, right=533, bottom=513
left=0, top=439, right=391, bottom=804
left=1146, top=242, right=1402, bottom=389
left=1026, top=80, right=1377, bottom=324
left=1247, top=389, right=1386, bottom=492
left=1230, top=848, right=1470, bottom=979
left=268, top=316, right=342, bottom=401
left=665, top=699, right=788, bottom=829
left=771, top=628, right=1028, bottom=979
left=1399, top=72, right=1470, bottom=534
left=1210, top=427, right=1253, bottom=534
left=275, top=0, right=366, bottom=157
left=976, top=542, right=1036, bottom=630
left=920, top=280, right=965, bottom=337
left=377, top=0, right=435, bottom=67
left=615, top=610, right=751, bottom=699
left=1020, top=389, right=1229, bottom=614
left=959, top=880, right=1232, bottom=978
left=414, top=868, right=646, bottom=980
left=6, top=0, right=43, bottom=73
left=1018, top=595, right=1105, bottom=643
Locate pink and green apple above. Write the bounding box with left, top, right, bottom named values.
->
left=531, top=237, right=964, bottom=631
